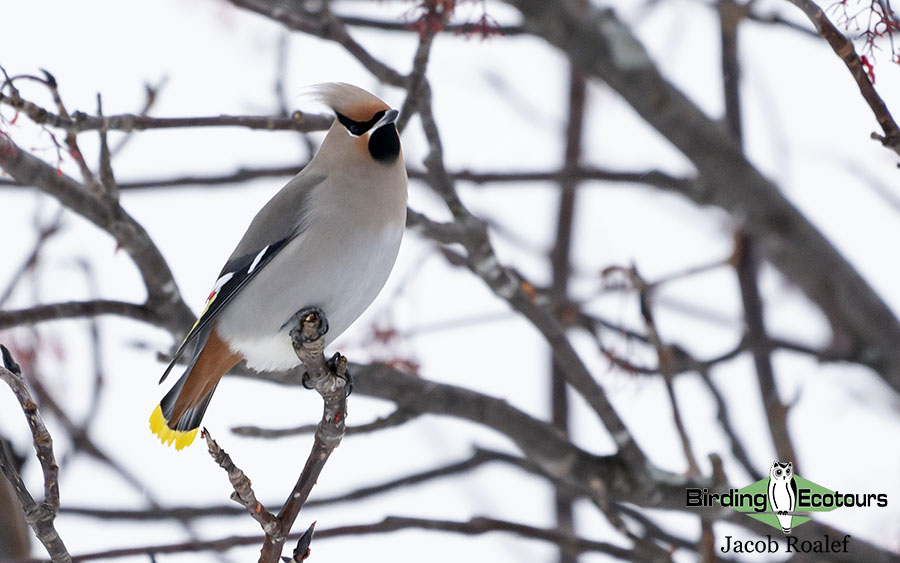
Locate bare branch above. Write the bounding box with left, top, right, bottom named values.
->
left=203, top=430, right=279, bottom=535
left=0, top=345, right=70, bottom=563
left=256, top=310, right=349, bottom=562
left=0, top=90, right=332, bottom=134
left=630, top=267, right=701, bottom=476
left=548, top=34, right=587, bottom=560
left=0, top=165, right=694, bottom=192
left=336, top=14, right=525, bottom=36
left=231, top=406, right=418, bottom=439
left=696, top=367, right=763, bottom=481
left=0, top=300, right=162, bottom=331
left=733, top=232, right=799, bottom=468
left=786, top=0, right=900, bottom=156
left=0, top=211, right=62, bottom=308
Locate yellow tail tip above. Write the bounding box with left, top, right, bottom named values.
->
left=149, top=404, right=198, bottom=450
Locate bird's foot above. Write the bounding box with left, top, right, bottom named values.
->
left=326, top=352, right=353, bottom=397
left=290, top=306, right=329, bottom=344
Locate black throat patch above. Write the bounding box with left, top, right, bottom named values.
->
left=368, top=123, right=400, bottom=163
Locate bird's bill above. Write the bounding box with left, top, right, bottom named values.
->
left=373, top=109, right=399, bottom=130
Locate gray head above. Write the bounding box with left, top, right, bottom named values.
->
left=310, top=83, right=402, bottom=165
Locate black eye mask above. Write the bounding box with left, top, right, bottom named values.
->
left=336, top=110, right=386, bottom=136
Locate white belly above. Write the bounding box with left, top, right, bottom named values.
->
left=216, top=216, right=404, bottom=371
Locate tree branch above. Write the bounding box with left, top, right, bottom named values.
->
left=231, top=406, right=418, bottom=439
left=0, top=89, right=332, bottom=134
left=0, top=345, right=70, bottom=563
left=257, top=310, right=348, bottom=562
left=549, top=32, right=587, bottom=560
left=203, top=430, right=279, bottom=535
left=733, top=232, right=799, bottom=468
left=0, top=300, right=162, bottom=331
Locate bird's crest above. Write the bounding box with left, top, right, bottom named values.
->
left=307, top=83, right=390, bottom=122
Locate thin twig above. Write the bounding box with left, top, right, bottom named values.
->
left=630, top=267, right=701, bottom=476
left=696, top=367, right=763, bottom=481
left=231, top=406, right=417, bottom=439
left=549, top=31, right=587, bottom=560
left=0, top=300, right=162, bottom=331
left=0, top=165, right=695, bottom=193
left=0, top=90, right=333, bottom=134
left=0, top=210, right=63, bottom=308
left=733, top=232, right=799, bottom=469
left=203, top=430, right=279, bottom=535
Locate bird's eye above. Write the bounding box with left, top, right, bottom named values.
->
left=350, top=124, right=361, bottom=135
left=775, top=470, right=782, bottom=476
left=785, top=468, right=791, bottom=475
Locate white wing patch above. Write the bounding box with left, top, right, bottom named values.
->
left=247, top=246, right=269, bottom=274
left=212, top=272, right=234, bottom=292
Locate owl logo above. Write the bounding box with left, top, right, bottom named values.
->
left=768, top=461, right=798, bottom=534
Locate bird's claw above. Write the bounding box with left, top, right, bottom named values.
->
left=326, top=352, right=353, bottom=397
left=301, top=370, right=315, bottom=390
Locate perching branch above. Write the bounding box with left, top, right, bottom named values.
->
left=0, top=345, right=71, bottom=563
left=210, top=309, right=347, bottom=563
left=258, top=310, right=348, bottom=562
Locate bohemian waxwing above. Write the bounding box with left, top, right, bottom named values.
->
left=150, top=83, right=407, bottom=449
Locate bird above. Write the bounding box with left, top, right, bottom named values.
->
left=767, top=461, right=798, bottom=534
left=150, top=83, right=407, bottom=450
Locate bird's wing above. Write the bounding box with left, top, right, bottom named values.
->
left=159, top=172, right=326, bottom=384
left=159, top=237, right=291, bottom=383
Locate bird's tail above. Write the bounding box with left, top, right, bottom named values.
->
left=149, top=374, right=219, bottom=450
left=149, top=326, right=240, bottom=450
